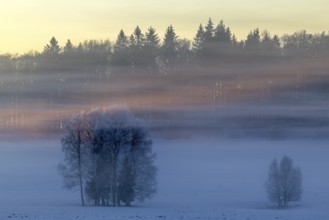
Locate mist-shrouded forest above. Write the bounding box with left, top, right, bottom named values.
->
left=1, top=13, right=329, bottom=220
left=1, top=19, right=328, bottom=139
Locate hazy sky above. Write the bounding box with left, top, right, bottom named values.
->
left=0, top=0, right=328, bottom=54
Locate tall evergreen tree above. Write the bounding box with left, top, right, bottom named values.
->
left=43, top=36, right=61, bottom=55
left=161, top=25, right=178, bottom=64
left=245, top=28, right=261, bottom=54
left=63, top=39, right=74, bottom=53
left=115, top=30, right=129, bottom=49
left=143, top=27, right=160, bottom=70
left=213, top=20, right=231, bottom=44
left=145, top=27, right=160, bottom=48
left=133, top=26, right=144, bottom=47
left=129, top=26, right=146, bottom=67
left=231, top=34, right=238, bottom=47
left=76, top=42, right=84, bottom=53
left=40, top=36, right=61, bottom=70
left=213, top=20, right=233, bottom=56
left=260, top=31, right=281, bottom=56
left=193, top=24, right=205, bottom=54
left=202, top=18, right=219, bottom=59
left=111, top=30, right=130, bottom=65
left=129, top=34, right=137, bottom=48
left=204, top=18, right=214, bottom=42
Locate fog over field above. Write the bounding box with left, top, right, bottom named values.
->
left=1, top=138, right=329, bottom=220
left=1, top=5, right=329, bottom=219
left=1, top=56, right=328, bottom=139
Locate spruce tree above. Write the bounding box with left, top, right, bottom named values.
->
left=112, top=30, right=130, bottom=65
left=43, top=36, right=61, bottom=55
left=204, top=18, right=214, bottom=42
left=129, top=26, right=146, bottom=67
left=214, top=20, right=231, bottom=44
left=115, top=30, right=129, bottom=49
left=145, top=27, right=160, bottom=48
left=213, top=20, right=233, bottom=55
left=161, top=25, right=178, bottom=64
left=63, top=39, right=73, bottom=53
left=193, top=24, right=205, bottom=54
left=144, top=27, right=160, bottom=70
left=245, top=28, right=261, bottom=54
left=133, top=26, right=144, bottom=47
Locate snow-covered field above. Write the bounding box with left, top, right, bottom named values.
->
left=0, top=137, right=329, bottom=220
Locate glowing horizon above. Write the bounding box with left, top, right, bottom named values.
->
left=1, top=0, right=328, bottom=54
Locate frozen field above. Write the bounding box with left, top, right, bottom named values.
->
left=0, top=137, right=328, bottom=220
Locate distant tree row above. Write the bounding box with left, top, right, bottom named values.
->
left=58, top=106, right=157, bottom=206
left=1, top=18, right=329, bottom=73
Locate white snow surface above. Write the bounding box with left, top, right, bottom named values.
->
left=0, top=137, right=329, bottom=220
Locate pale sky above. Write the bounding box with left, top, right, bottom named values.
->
left=0, top=0, right=328, bottom=54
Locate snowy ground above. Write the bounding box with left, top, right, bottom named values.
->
left=0, top=137, right=329, bottom=220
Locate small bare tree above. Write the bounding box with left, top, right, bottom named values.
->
left=58, top=113, right=89, bottom=206
left=265, top=156, right=302, bottom=209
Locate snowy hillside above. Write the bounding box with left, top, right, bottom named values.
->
left=0, top=137, right=328, bottom=220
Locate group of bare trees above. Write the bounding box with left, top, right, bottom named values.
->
left=58, top=106, right=302, bottom=209
left=58, top=106, right=157, bottom=206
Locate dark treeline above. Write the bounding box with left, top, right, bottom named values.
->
left=1, top=18, right=329, bottom=74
